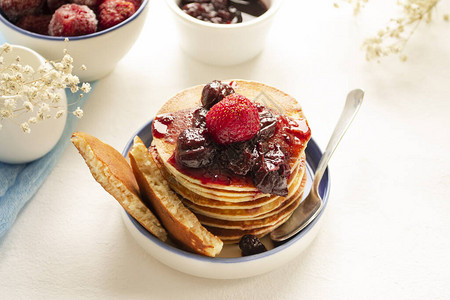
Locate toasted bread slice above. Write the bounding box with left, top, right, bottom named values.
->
left=129, top=136, right=223, bottom=257
left=71, top=132, right=167, bottom=242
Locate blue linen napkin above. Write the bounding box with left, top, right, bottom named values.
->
left=0, top=32, right=97, bottom=239
left=0, top=86, right=96, bottom=240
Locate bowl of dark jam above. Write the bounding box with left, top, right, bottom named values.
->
left=165, top=0, right=283, bottom=65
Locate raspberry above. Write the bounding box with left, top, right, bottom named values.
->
left=48, top=4, right=98, bottom=36
left=16, top=14, right=52, bottom=35
left=98, top=0, right=136, bottom=30
left=205, top=94, right=260, bottom=145
left=0, top=0, right=43, bottom=21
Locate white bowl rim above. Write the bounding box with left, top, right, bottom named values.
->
left=165, top=0, right=283, bottom=30
left=0, top=0, right=149, bottom=41
left=122, top=121, right=330, bottom=265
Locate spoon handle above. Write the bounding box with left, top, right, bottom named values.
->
left=312, top=89, right=364, bottom=195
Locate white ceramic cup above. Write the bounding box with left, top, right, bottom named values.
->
left=0, top=45, right=67, bottom=164
left=165, top=0, right=283, bottom=66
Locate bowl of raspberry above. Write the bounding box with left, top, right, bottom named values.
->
left=0, top=0, right=149, bottom=81
left=165, top=0, right=283, bottom=65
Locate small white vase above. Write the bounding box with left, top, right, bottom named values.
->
left=0, top=45, right=67, bottom=164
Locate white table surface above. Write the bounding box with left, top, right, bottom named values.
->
left=1, top=0, right=450, bottom=298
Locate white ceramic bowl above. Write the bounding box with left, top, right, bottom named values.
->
left=121, top=120, right=330, bottom=279
left=165, top=0, right=283, bottom=65
left=0, top=45, right=67, bottom=164
left=0, top=0, right=150, bottom=82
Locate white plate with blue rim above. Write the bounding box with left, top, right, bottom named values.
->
left=121, top=119, right=330, bottom=279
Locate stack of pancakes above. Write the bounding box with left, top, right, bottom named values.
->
left=152, top=80, right=311, bottom=243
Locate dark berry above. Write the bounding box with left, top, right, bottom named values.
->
left=72, top=0, right=102, bottom=7
left=192, top=107, right=208, bottom=128
left=258, top=109, right=277, bottom=140
left=219, top=141, right=258, bottom=176
left=176, top=128, right=216, bottom=168
left=252, top=144, right=290, bottom=196
left=0, top=0, right=43, bottom=21
left=239, top=234, right=267, bottom=256
left=201, top=80, right=235, bottom=110
left=46, top=0, right=68, bottom=11
left=16, top=14, right=52, bottom=35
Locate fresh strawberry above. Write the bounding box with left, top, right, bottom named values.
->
left=98, top=0, right=135, bottom=30
left=205, top=94, right=260, bottom=145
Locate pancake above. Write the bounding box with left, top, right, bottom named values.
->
left=129, top=136, right=223, bottom=257
left=71, top=132, right=168, bottom=242
left=196, top=173, right=307, bottom=230
left=182, top=169, right=306, bottom=220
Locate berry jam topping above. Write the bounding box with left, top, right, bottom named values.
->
left=257, top=106, right=277, bottom=141
left=205, top=93, right=260, bottom=145
left=48, top=4, right=98, bottom=36
left=179, top=0, right=267, bottom=24
left=239, top=234, right=267, bottom=256
left=253, top=144, right=290, bottom=196
left=192, top=107, right=208, bottom=128
left=153, top=83, right=311, bottom=196
left=201, top=80, right=235, bottom=110
left=217, top=140, right=259, bottom=176
left=176, top=128, right=216, bottom=169
left=180, top=0, right=242, bottom=24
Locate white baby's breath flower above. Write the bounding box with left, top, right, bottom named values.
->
left=23, top=65, right=34, bottom=75
left=1, top=43, right=11, bottom=53
left=73, top=107, right=83, bottom=118
left=80, top=64, right=87, bottom=71
left=55, top=110, right=65, bottom=119
left=39, top=103, right=50, bottom=113
left=21, top=122, right=31, bottom=133
left=37, top=111, right=45, bottom=121
left=0, top=43, right=90, bottom=133
left=70, top=85, right=79, bottom=93
left=81, top=82, right=91, bottom=93
left=51, top=93, right=62, bottom=104
left=0, top=109, right=12, bottom=118
left=4, top=98, right=17, bottom=110
left=23, top=101, right=33, bottom=111
left=342, top=0, right=443, bottom=61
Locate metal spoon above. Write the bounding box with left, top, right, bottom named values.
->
left=270, top=89, right=364, bottom=242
